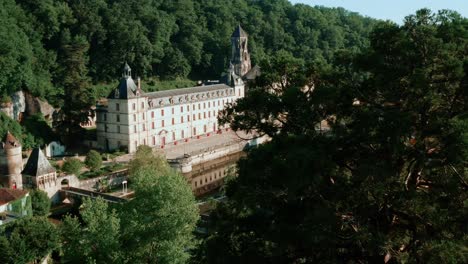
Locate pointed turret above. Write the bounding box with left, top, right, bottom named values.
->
left=123, top=62, right=131, bottom=78
left=108, top=63, right=140, bottom=99
left=22, top=148, right=56, bottom=177
left=0, top=131, right=23, bottom=189
left=2, top=131, right=21, bottom=149
left=230, top=25, right=251, bottom=77
left=231, top=25, right=248, bottom=38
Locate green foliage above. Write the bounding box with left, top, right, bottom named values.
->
left=84, top=150, right=102, bottom=172
left=22, top=113, right=56, bottom=146
left=1, top=0, right=376, bottom=101
left=62, top=157, right=83, bottom=176
left=61, top=197, right=121, bottom=263
left=0, top=112, right=56, bottom=150
left=9, top=195, right=32, bottom=218
left=0, top=216, right=60, bottom=264
left=122, top=149, right=199, bottom=263
left=53, top=34, right=94, bottom=144
left=200, top=9, right=468, bottom=263
left=59, top=147, right=198, bottom=263
left=30, top=190, right=51, bottom=217
left=0, top=111, right=22, bottom=141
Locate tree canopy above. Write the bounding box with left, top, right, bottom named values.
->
left=60, top=146, right=199, bottom=263
left=198, top=9, right=468, bottom=263
left=0, top=216, right=60, bottom=264
left=1, top=0, right=376, bottom=105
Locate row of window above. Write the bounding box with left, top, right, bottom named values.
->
left=193, top=169, right=228, bottom=188
left=105, top=122, right=218, bottom=136
left=105, top=109, right=219, bottom=130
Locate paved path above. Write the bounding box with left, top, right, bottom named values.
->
left=113, top=130, right=254, bottom=163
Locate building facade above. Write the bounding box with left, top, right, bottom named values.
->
left=96, top=26, right=249, bottom=153
left=22, top=148, right=58, bottom=198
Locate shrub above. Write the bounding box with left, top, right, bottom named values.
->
left=85, top=150, right=102, bottom=172
left=62, top=158, right=83, bottom=176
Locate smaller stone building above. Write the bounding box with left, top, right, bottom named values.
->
left=0, top=188, right=31, bottom=225
left=22, top=148, right=58, bottom=198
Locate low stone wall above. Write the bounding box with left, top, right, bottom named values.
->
left=168, top=135, right=268, bottom=173
left=78, top=169, right=128, bottom=191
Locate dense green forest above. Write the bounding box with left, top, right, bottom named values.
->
left=0, top=0, right=376, bottom=107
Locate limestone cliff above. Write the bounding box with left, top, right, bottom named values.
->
left=0, top=90, right=55, bottom=121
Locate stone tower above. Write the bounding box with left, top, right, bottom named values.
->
left=0, top=132, right=23, bottom=189
left=231, top=25, right=251, bottom=77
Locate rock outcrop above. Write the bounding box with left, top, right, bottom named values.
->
left=24, top=91, right=55, bottom=120
left=0, top=90, right=55, bottom=121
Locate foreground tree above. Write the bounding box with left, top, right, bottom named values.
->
left=61, top=197, right=121, bottom=263
left=198, top=10, right=467, bottom=263
left=30, top=189, right=51, bottom=217
left=0, top=217, right=60, bottom=264
left=121, top=146, right=199, bottom=263
left=59, top=146, right=199, bottom=263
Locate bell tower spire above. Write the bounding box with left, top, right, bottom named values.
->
left=123, top=62, right=131, bottom=78
left=230, top=25, right=251, bottom=77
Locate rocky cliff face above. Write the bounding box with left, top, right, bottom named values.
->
left=24, top=91, right=55, bottom=119
left=0, top=90, right=55, bottom=121
left=11, top=91, right=25, bottom=120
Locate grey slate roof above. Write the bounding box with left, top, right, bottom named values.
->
left=22, top=148, right=56, bottom=177
left=244, top=65, right=261, bottom=80
left=108, top=77, right=139, bottom=99
left=144, top=84, right=232, bottom=99
left=231, top=25, right=248, bottom=38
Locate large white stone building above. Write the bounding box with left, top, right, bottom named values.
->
left=96, top=26, right=251, bottom=153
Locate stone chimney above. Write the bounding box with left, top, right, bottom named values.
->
left=137, top=77, right=141, bottom=91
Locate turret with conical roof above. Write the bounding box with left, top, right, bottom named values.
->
left=231, top=25, right=251, bottom=77
left=0, top=132, right=23, bottom=189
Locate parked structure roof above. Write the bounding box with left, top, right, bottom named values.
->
left=0, top=188, right=28, bottom=205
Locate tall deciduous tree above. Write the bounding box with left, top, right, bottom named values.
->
left=121, top=146, right=199, bottom=263
left=61, top=197, right=121, bottom=263
left=0, top=217, right=60, bottom=264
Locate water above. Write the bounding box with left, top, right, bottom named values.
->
left=183, top=152, right=244, bottom=197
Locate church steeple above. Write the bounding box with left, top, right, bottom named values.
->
left=123, top=62, right=131, bottom=78
left=230, top=25, right=251, bottom=77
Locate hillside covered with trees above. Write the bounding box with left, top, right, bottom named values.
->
left=0, top=0, right=376, bottom=107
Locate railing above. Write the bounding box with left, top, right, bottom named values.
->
left=61, top=187, right=129, bottom=203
